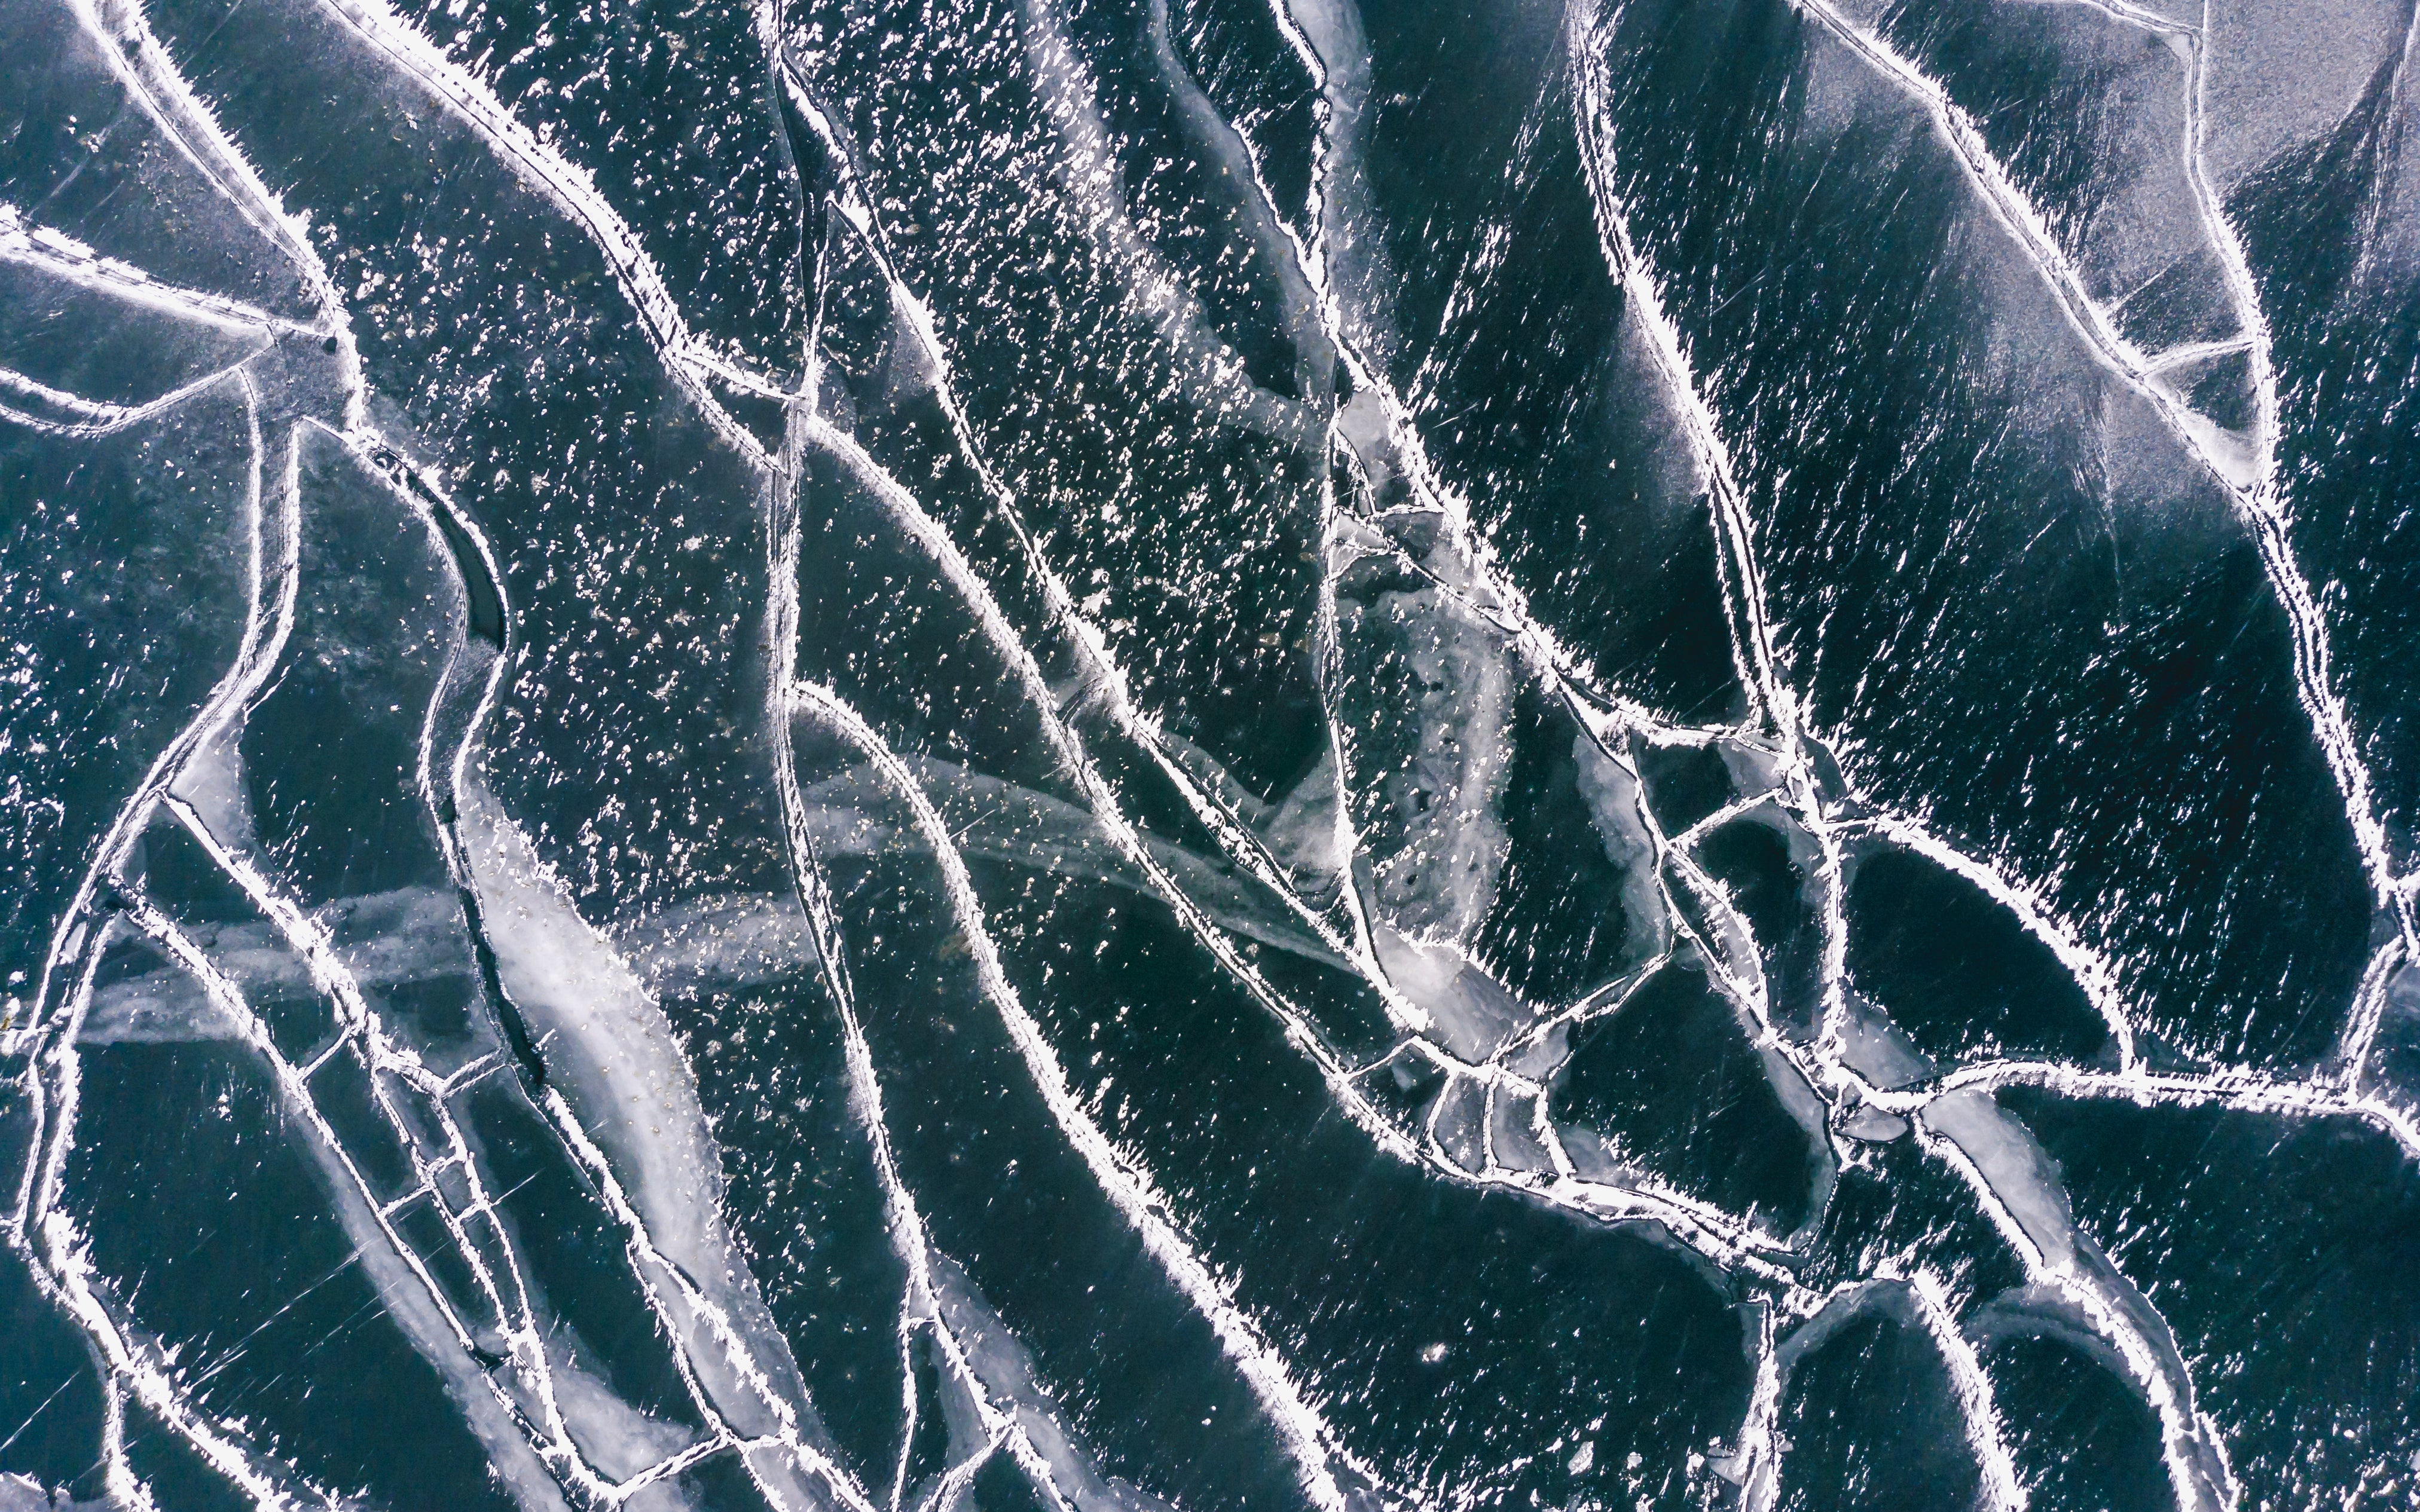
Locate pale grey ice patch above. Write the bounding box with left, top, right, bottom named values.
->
left=454, top=772, right=850, bottom=1502
left=636, top=755, right=1353, bottom=981
left=922, top=1253, right=1182, bottom=1512
left=1018, top=0, right=1321, bottom=454
left=542, top=1350, right=711, bottom=1495
left=2202, top=0, right=2412, bottom=188
left=1152, top=731, right=1347, bottom=889
left=1922, top=1089, right=2080, bottom=1266
left=1829, top=991, right=1941, bottom=1091
left=1275, top=0, right=1400, bottom=372
left=1367, top=929, right=1527, bottom=1063
left=1139, top=0, right=1333, bottom=393
left=85, top=756, right=1355, bottom=1055
left=1333, top=571, right=1515, bottom=944
left=0, top=1470, right=111, bottom=1512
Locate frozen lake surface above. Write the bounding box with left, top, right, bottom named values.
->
left=5, top=0, right=2420, bottom=1507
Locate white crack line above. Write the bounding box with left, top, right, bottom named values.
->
left=775, top=25, right=1840, bottom=1283
left=1875, top=1057, right=2420, bottom=1159
left=331, top=420, right=867, bottom=1512
left=1566, top=10, right=2264, bottom=1505
left=21, top=940, right=319, bottom=1512
left=0, top=394, right=367, bottom=1507
left=1902, top=1267, right=2027, bottom=1512
left=872, top=0, right=1827, bottom=1292
left=536, top=1084, right=882, bottom=1512
left=1566, top=26, right=1786, bottom=734
left=155, top=797, right=633, bottom=1505
left=0, top=356, right=267, bottom=439
left=1568, top=22, right=2418, bottom=1486
left=1722, top=1299, right=1783, bottom=1508
left=2335, top=935, right=2409, bottom=1094
left=1911, top=1109, right=2236, bottom=1512
left=291, top=0, right=1428, bottom=1183
left=113, top=890, right=586, bottom=1511
left=90, top=4, right=2397, bottom=1505
left=2143, top=335, right=2256, bottom=374
left=4, top=386, right=786, bottom=1505
left=789, top=677, right=1385, bottom=1512
left=1845, top=809, right=2140, bottom=1070
left=7, top=369, right=287, bottom=1092
left=42, top=16, right=990, bottom=1479
left=763, top=402, right=1091, bottom=1510
left=1730, top=1273, right=2025, bottom=1512
left=302, top=0, right=774, bottom=473
left=112, top=892, right=786, bottom=1510
left=795, top=413, right=1410, bottom=1118
left=72, top=0, right=365, bottom=426
left=1793, top=0, right=2410, bottom=957
left=154, top=7, right=1776, bottom=1490
left=798, top=410, right=1798, bottom=1287
left=767, top=59, right=1435, bottom=1037
left=1276, top=0, right=1861, bottom=1249
left=0, top=204, right=317, bottom=341
left=2024, top=0, right=2199, bottom=35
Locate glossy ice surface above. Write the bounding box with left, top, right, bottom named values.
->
left=4, top=0, right=2419, bottom=1508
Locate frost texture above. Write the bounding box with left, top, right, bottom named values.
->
left=4, top=0, right=2419, bottom=1508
